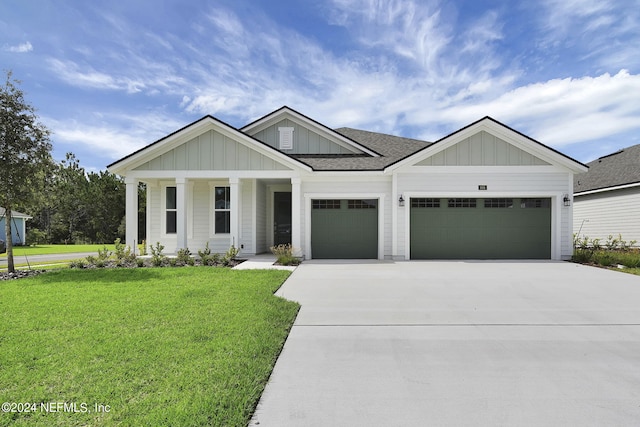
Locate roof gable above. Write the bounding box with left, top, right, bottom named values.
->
left=107, top=115, right=311, bottom=175
left=241, top=106, right=381, bottom=157
left=387, top=117, right=587, bottom=173
left=415, top=130, right=550, bottom=166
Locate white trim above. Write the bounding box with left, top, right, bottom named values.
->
left=574, top=181, right=640, bottom=196
left=304, top=192, right=385, bottom=260
left=250, top=179, right=257, bottom=255
left=125, top=170, right=301, bottom=180
left=402, top=191, right=564, bottom=261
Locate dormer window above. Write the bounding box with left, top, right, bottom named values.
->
left=278, top=127, right=294, bottom=150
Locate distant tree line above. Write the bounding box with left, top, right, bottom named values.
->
left=21, top=152, right=145, bottom=245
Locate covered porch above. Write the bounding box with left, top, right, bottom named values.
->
left=124, top=175, right=302, bottom=257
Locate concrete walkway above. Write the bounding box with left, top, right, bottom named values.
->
left=250, top=260, right=640, bottom=426
left=232, top=254, right=297, bottom=271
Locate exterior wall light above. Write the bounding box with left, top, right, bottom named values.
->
left=399, top=195, right=405, bottom=207
left=563, top=194, right=571, bottom=206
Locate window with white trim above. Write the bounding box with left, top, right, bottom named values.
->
left=214, top=186, right=231, bottom=234
left=166, top=186, right=177, bottom=234
left=278, top=127, right=294, bottom=150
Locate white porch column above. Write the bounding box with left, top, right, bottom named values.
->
left=125, top=177, right=138, bottom=254
left=291, top=177, right=302, bottom=257
left=176, top=177, right=188, bottom=250
left=229, top=178, right=240, bottom=248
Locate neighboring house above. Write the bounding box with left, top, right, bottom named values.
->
left=0, top=207, right=31, bottom=246
left=108, top=106, right=587, bottom=260
left=573, top=144, right=640, bottom=246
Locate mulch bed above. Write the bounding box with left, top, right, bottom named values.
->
left=0, top=269, right=47, bottom=281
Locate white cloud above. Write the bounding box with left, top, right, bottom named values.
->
left=5, top=41, right=33, bottom=53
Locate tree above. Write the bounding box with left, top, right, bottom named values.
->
left=0, top=71, right=53, bottom=273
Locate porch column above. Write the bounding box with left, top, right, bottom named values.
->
left=176, top=177, right=188, bottom=250
left=229, top=178, right=240, bottom=248
left=291, top=177, right=302, bottom=257
left=125, top=177, right=138, bottom=254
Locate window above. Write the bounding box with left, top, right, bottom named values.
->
left=448, top=198, right=476, bottom=208
left=484, top=198, right=513, bottom=208
left=348, top=199, right=377, bottom=209
left=166, top=186, right=177, bottom=234
left=411, top=198, right=440, bottom=208
left=521, top=198, right=551, bottom=208
left=278, top=127, right=294, bottom=150
left=312, top=200, right=341, bottom=209
left=214, top=187, right=230, bottom=234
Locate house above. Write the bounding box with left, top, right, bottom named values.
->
left=107, top=106, right=587, bottom=260
left=573, top=144, right=640, bottom=246
left=0, top=207, right=31, bottom=246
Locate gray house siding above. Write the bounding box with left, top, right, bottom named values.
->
left=0, top=217, right=27, bottom=245
left=252, top=119, right=361, bottom=155
left=574, top=187, right=640, bottom=245
left=416, top=131, right=550, bottom=166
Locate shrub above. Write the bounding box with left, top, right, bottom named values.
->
left=26, top=228, right=47, bottom=246
left=176, top=248, right=194, bottom=266
left=592, top=251, right=616, bottom=266
left=97, top=246, right=112, bottom=261
left=270, top=244, right=301, bottom=266
left=198, top=242, right=213, bottom=265
left=221, top=245, right=239, bottom=266
left=69, top=259, right=86, bottom=269
left=150, top=242, right=166, bottom=267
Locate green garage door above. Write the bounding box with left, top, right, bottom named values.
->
left=410, top=198, right=551, bottom=259
left=311, top=199, right=378, bottom=259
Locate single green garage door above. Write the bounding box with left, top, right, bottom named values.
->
left=410, top=198, right=551, bottom=259
left=311, top=199, right=378, bottom=259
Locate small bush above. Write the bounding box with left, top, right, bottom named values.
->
left=97, top=246, right=112, bottom=261
left=69, top=259, right=86, bottom=269
left=176, top=248, right=194, bottom=266
left=221, top=245, right=239, bottom=266
left=572, top=249, right=593, bottom=264
left=270, top=244, right=301, bottom=266
left=150, top=242, right=166, bottom=267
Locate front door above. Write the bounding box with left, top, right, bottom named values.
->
left=274, top=192, right=292, bottom=246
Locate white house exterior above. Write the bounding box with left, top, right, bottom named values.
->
left=108, top=107, right=587, bottom=260
left=573, top=145, right=640, bottom=246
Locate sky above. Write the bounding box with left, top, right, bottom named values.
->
left=1, top=0, right=639, bottom=172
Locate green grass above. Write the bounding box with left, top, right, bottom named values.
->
left=0, top=268, right=299, bottom=426
left=0, top=244, right=114, bottom=257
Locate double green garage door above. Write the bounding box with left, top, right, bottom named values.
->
left=311, top=197, right=551, bottom=259
left=411, top=198, right=551, bottom=259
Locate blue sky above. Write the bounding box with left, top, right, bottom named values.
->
left=2, top=0, right=639, bottom=171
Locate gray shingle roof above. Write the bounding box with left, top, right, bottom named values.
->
left=289, top=127, right=432, bottom=171
left=574, top=144, right=640, bottom=193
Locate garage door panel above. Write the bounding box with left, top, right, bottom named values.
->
left=411, top=198, right=551, bottom=259
left=311, top=199, right=378, bottom=259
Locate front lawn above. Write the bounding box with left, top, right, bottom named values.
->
left=0, top=268, right=299, bottom=426
left=0, top=244, right=115, bottom=257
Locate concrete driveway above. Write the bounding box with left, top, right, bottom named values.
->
left=250, top=260, right=640, bottom=426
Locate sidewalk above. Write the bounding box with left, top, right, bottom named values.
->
left=232, top=254, right=297, bottom=271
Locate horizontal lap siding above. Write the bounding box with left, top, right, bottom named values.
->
left=574, top=188, right=640, bottom=245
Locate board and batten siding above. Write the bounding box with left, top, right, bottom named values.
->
left=395, top=170, right=574, bottom=259
left=416, top=131, right=550, bottom=166
left=574, top=187, right=640, bottom=245
left=301, top=178, right=392, bottom=258
left=251, top=119, right=362, bottom=155
left=134, top=130, right=292, bottom=171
